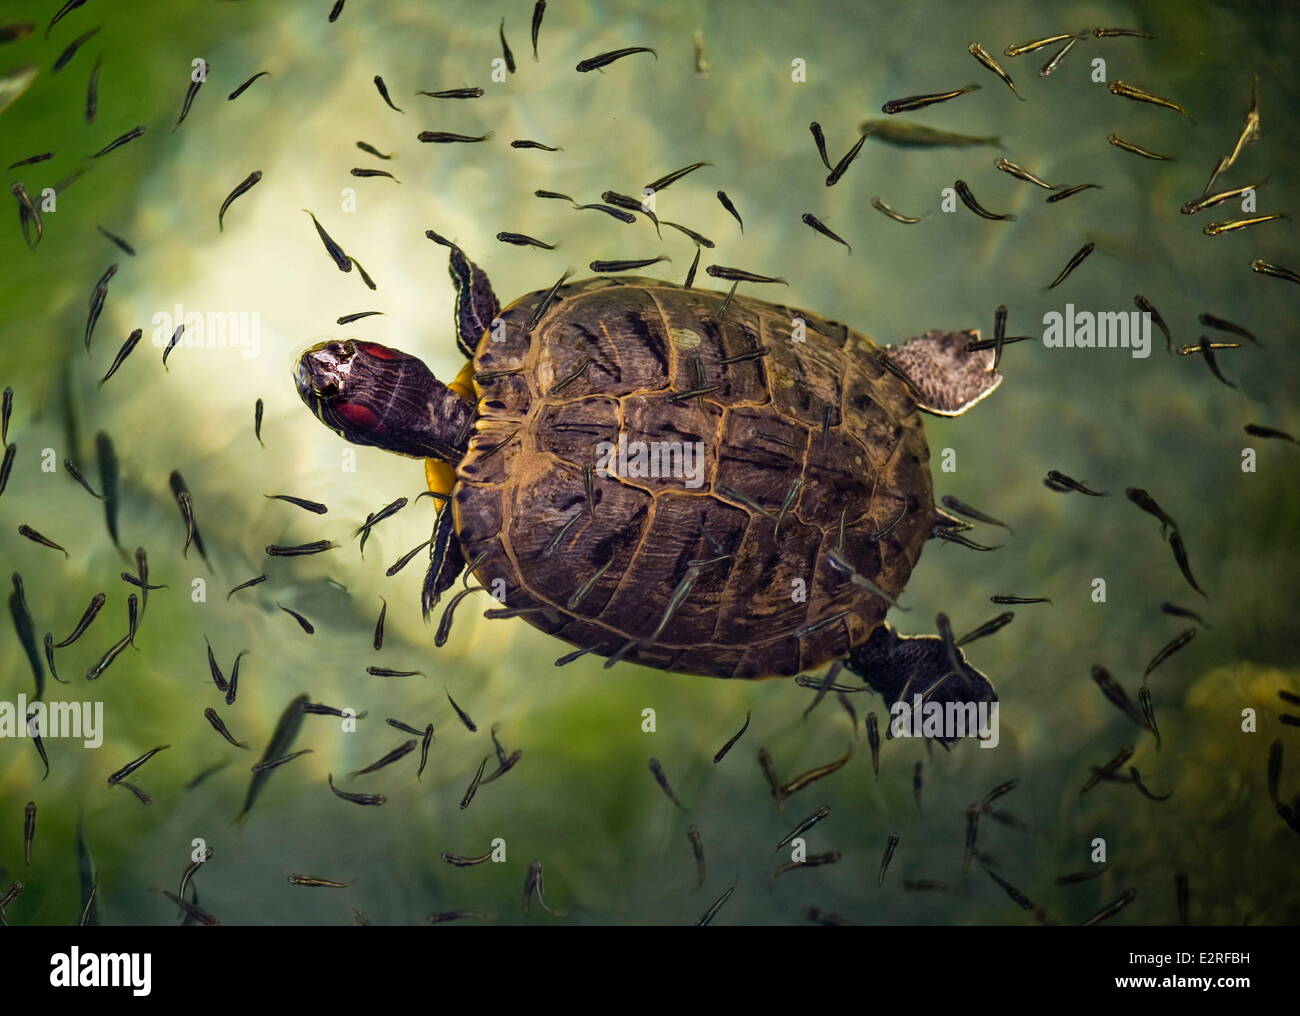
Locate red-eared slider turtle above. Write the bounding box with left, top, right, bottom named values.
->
left=294, top=236, right=1002, bottom=711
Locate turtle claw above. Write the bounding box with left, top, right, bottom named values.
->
left=887, top=329, right=1003, bottom=417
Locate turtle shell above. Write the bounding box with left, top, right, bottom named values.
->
left=451, top=276, right=934, bottom=679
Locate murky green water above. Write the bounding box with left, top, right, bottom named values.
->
left=1, top=0, right=1297, bottom=925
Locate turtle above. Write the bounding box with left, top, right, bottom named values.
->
left=293, top=235, right=1002, bottom=718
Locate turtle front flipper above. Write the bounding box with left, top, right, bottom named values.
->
left=885, top=329, right=1002, bottom=416
left=421, top=505, right=466, bottom=619
left=427, top=230, right=500, bottom=358
left=845, top=622, right=997, bottom=744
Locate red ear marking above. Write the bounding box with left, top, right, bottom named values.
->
left=335, top=401, right=382, bottom=430
left=355, top=341, right=399, bottom=360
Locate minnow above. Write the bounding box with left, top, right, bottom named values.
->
left=575, top=202, right=635, bottom=225
left=12, top=181, right=43, bottom=249
left=1056, top=865, right=1111, bottom=885
left=1132, top=295, right=1172, bottom=353
left=18, top=524, right=70, bottom=557
left=366, top=666, right=424, bottom=677
left=882, top=83, right=980, bottom=114
left=779, top=744, right=853, bottom=799
left=84, top=264, right=118, bottom=352
left=648, top=758, right=687, bottom=811
left=418, top=723, right=434, bottom=779
left=969, top=42, right=1024, bottom=99
left=1203, top=213, right=1287, bottom=237
left=161, top=325, right=184, bottom=368
left=386, top=538, right=432, bottom=578
left=303, top=210, right=351, bottom=272
left=387, top=718, right=423, bottom=736
left=1144, top=628, right=1196, bottom=677
left=865, top=712, right=882, bottom=775
left=985, top=867, right=1034, bottom=909
left=417, top=130, right=492, bottom=143
left=1003, top=33, right=1080, bottom=57
left=204, top=707, right=248, bottom=749
left=955, top=179, right=1015, bottom=221
left=1179, top=342, right=1245, bottom=359
left=351, top=740, right=416, bottom=778
left=445, top=690, right=477, bottom=731
left=328, top=772, right=386, bottom=806
left=1124, top=487, right=1178, bottom=536
left=218, top=171, right=261, bottom=231
left=825, top=134, right=867, bottom=186
left=601, top=190, right=662, bottom=232
left=277, top=604, right=315, bottom=634
left=871, top=196, right=924, bottom=224
left=84, top=610, right=134, bottom=682
left=336, top=311, right=383, bottom=325
left=252, top=753, right=315, bottom=774
left=576, top=46, right=658, bottom=72
left=1081, top=746, right=1134, bottom=794
left=1108, top=80, right=1192, bottom=119
left=535, top=189, right=575, bottom=203
left=480, top=748, right=522, bottom=785
left=160, top=891, right=219, bottom=926
left=715, top=190, right=743, bottom=231
left=1244, top=423, right=1297, bottom=445
left=23, top=801, right=35, bottom=864
left=419, top=87, right=484, bottom=99
left=227, top=71, right=269, bottom=101
left=1043, top=242, right=1095, bottom=290
left=697, top=885, right=735, bottom=925
left=56, top=593, right=106, bottom=648
left=372, top=75, right=402, bottom=112
left=289, top=873, right=350, bottom=888
left=8, top=153, right=53, bottom=170
left=351, top=168, right=400, bottom=182
left=705, top=265, right=786, bottom=284
left=354, top=496, right=407, bottom=537
left=1, top=387, right=10, bottom=442
left=861, top=119, right=1001, bottom=149
left=1, top=22, right=34, bottom=42
left=176, top=490, right=197, bottom=559
left=687, top=827, right=705, bottom=889
left=45, top=0, right=88, bottom=37
left=510, top=139, right=561, bottom=153
left=643, top=162, right=712, bottom=194
left=994, top=158, right=1055, bottom=189
left=801, top=212, right=851, bottom=253
left=1130, top=766, right=1171, bottom=801
left=428, top=909, right=491, bottom=924
left=108, top=744, right=169, bottom=785
left=940, top=494, right=1012, bottom=533
left=1107, top=133, right=1172, bottom=160
left=442, top=849, right=493, bottom=867
left=773, top=851, right=840, bottom=879
left=1092, top=665, right=1147, bottom=729
left=1194, top=336, right=1236, bottom=388
left=266, top=540, right=336, bottom=556
left=496, top=231, right=557, bottom=249
left=265, top=494, right=328, bottom=514
left=203, top=637, right=227, bottom=692
left=97, top=328, right=142, bottom=386
left=498, top=17, right=515, bottom=73
left=1183, top=180, right=1267, bottom=216
left=1094, top=27, right=1153, bottom=38
left=90, top=125, right=144, bottom=158
left=662, top=220, right=714, bottom=247
left=990, top=596, right=1050, bottom=607
left=95, top=225, right=135, bottom=256
left=226, top=574, right=267, bottom=599
left=1082, top=889, right=1138, bottom=925
left=1038, top=36, right=1078, bottom=76
left=530, top=0, right=545, bottom=59
left=460, top=756, right=490, bottom=809
left=1250, top=259, right=1300, bottom=285
left=1199, top=312, right=1259, bottom=346
left=809, top=122, right=832, bottom=169
left=956, top=612, right=1014, bottom=647
left=1046, top=182, right=1102, bottom=203
left=173, top=63, right=206, bottom=129
left=53, top=26, right=100, bottom=73
left=26, top=708, right=50, bottom=778
left=224, top=650, right=249, bottom=706
left=590, top=256, right=670, bottom=272
left=934, top=529, right=1001, bottom=551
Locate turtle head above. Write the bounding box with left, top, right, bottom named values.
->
left=294, top=339, right=474, bottom=462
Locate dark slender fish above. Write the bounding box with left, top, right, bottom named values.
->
left=1046, top=182, right=1102, bottom=203
left=913, top=761, right=924, bottom=810
left=8, top=153, right=52, bottom=170
left=90, top=126, right=144, bottom=159
left=705, top=265, right=786, bottom=284
left=173, top=62, right=206, bottom=129
left=417, top=724, right=435, bottom=779
left=882, top=83, right=980, bottom=114
left=96, top=328, right=142, bottom=387
left=1243, top=423, right=1297, bottom=446
left=238, top=695, right=309, bottom=820
left=498, top=17, right=515, bottom=73
left=56, top=593, right=106, bottom=649
left=266, top=540, right=336, bottom=557
left=1081, top=746, right=1135, bottom=794
left=92, top=225, right=135, bottom=256
left=1199, top=312, right=1259, bottom=347
left=1250, top=260, right=1300, bottom=285
left=460, top=756, right=490, bottom=809
left=1038, top=37, right=1078, bottom=76
left=226, top=575, right=267, bottom=600
left=1130, top=296, right=1173, bottom=353
left=1044, top=242, right=1096, bottom=289
left=442, top=849, right=493, bottom=867
left=825, top=134, right=867, bottom=187
left=590, top=256, right=670, bottom=272
left=218, top=171, right=261, bottom=231
left=696, top=885, right=735, bottom=926
left=715, top=190, right=743, bottom=233
left=0, top=22, right=35, bottom=43
left=713, top=711, right=750, bottom=763
left=648, top=758, right=687, bottom=810
left=160, top=890, right=220, bottom=926
left=955, top=179, right=1014, bottom=221
left=161, top=325, right=184, bottom=368
left=875, top=832, right=901, bottom=886
left=417, top=131, right=492, bottom=143
left=277, top=604, right=315, bottom=635
left=1129, top=766, right=1172, bottom=802
left=22, top=801, right=36, bottom=864
left=1043, top=469, right=1105, bottom=496
left=264, top=494, right=328, bottom=515
left=108, top=745, right=169, bottom=785
left=510, top=139, right=560, bottom=153
left=84, top=266, right=117, bottom=352
left=351, top=168, right=400, bottom=182
left=496, top=231, right=557, bottom=250
left=18, top=524, right=70, bottom=558
left=1092, top=665, right=1148, bottom=729
left=774, top=806, right=830, bottom=852
left=1082, top=889, right=1138, bottom=925
left=351, top=740, right=416, bottom=779
left=529, top=0, right=546, bottom=60
left=1108, top=133, right=1172, bottom=160
left=0, top=444, right=13, bottom=501
left=372, top=75, right=402, bottom=112
left=1144, top=628, right=1196, bottom=678
left=204, top=707, right=248, bottom=749
left=1124, top=487, right=1178, bottom=537
left=46, top=0, right=89, bottom=39
left=53, top=26, right=100, bottom=73
left=1168, top=531, right=1205, bottom=598
left=228, top=71, right=269, bottom=101
left=1056, top=864, right=1111, bottom=885
left=985, top=867, right=1034, bottom=909
left=1109, top=80, right=1191, bottom=119
left=773, top=851, right=841, bottom=879
left=576, top=202, right=636, bottom=224
left=683, top=246, right=701, bottom=289
left=809, top=122, right=832, bottom=169
left=576, top=47, right=658, bottom=73
left=367, top=666, right=424, bottom=677
left=956, top=612, right=1014, bottom=647
left=303, top=210, right=352, bottom=272
left=941, top=495, right=1012, bottom=533
left=801, top=212, right=851, bottom=253
left=779, top=744, right=853, bottom=799
left=445, top=690, right=477, bottom=731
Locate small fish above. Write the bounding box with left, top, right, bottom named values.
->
left=1108, top=81, right=1192, bottom=120
left=354, top=496, right=407, bottom=537
left=0, top=444, right=15, bottom=500
left=204, top=708, right=248, bottom=749
left=327, top=773, right=385, bottom=806
left=530, top=0, right=545, bottom=59
left=648, top=758, right=687, bottom=811
left=713, top=711, right=750, bottom=763
left=870, top=196, right=924, bottom=224
left=1107, top=133, right=1172, bottom=160
left=955, top=180, right=1015, bottom=221
left=226, top=574, right=267, bottom=599
left=264, top=493, right=328, bottom=514
left=683, top=247, right=701, bottom=288
left=778, top=744, right=853, bottom=799
left=1091, top=665, right=1147, bottom=729
left=1056, top=865, right=1112, bottom=885
left=1124, top=487, right=1178, bottom=537
left=303, top=210, right=351, bottom=272
left=773, top=851, right=841, bottom=879
left=460, top=756, right=490, bottom=809
left=8, top=152, right=52, bottom=170
left=1244, top=423, right=1297, bottom=445
left=60, top=459, right=100, bottom=500
left=941, top=494, right=1012, bottom=533
left=696, top=885, right=735, bottom=926
left=90, top=125, right=145, bottom=159
left=715, top=190, right=743, bottom=232
left=1003, top=33, right=1079, bottom=57
left=350, top=740, right=416, bottom=779
left=882, top=83, right=980, bottom=114
left=442, top=849, right=493, bottom=867
left=809, top=122, right=832, bottom=169
left=0, top=388, right=9, bottom=443
left=372, top=75, right=402, bottom=112
left=969, top=42, right=1024, bottom=99
left=510, top=139, right=561, bottom=153
left=705, top=265, right=786, bottom=284
left=590, top=256, right=671, bottom=272
left=498, top=17, right=515, bottom=73
left=1, top=22, right=35, bottom=43
left=662, top=220, right=714, bottom=247
left=289, top=873, right=350, bottom=888
left=160, top=890, right=219, bottom=926
left=985, top=867, right=1034, bottom=909
left=87, top=59, right=102, bottom=121
left=824, top=134, right=867, bottom=187
left=23, top=801, right=36, bottom=864
left=496, top=231, right=557, bottom=249
left=878, top=832, right=900, bottom=887
left=1129, top=766, right=1172, bottom=802
left=55, top=593, right=106, bottom=649
left=227, top=71, right=269, bottom=101
left=1182, top=180, right=1268, bottom=215
left=366, top=666, right=424, bottom=678
left=97, top=328, right=142, bottom=387
left=1044, top=469, right=1106, bottom=495
left=53, top=26, right=100, bottom=73
left=1082, top=888, right=1139, bottom=926
left=644, top=162, right=710, bottom=193
left=991, top=596, right=1050, bottom=606
left=1198, top=312, right=1259, bottom=346
left=18, top=524, right=70, bottom=558
left=801, top=212, right=851, bottom=253
left=1203, top=214, right=1287, bottom=237
left=956, top=612, right=1014, bottom=647
left=1043, top=242, right=1095, bottom=290
left=161, top=325, right=184, bottom=368
left=913, top=761, right=924, bottom=810
left=1038, top=36, right=1078, bottom=76
left=994, top=158, right=1054, bottom=189
left=576, top=47, right=658, bottom=73
left=576, top=202, right=636, bottom=224
left=866, top=712, right=881, bottom=775
left=265, top=540, right=336, bottom=557
left=173, top=63, right=206, bottom=130
left=386, top=538, right=432, bottom=577
left=350, top=168, right=400, bottom=182
left=1081, top=746, right=1136, bottom=794
left=95, top=225, right=135, bottom=256
left=84, top=264, right=118, bottom=353
left=418, top=724, right=434, bottom=779
left=418, top=86, right=483, bottom=99
left=1132, top=295, right=1173, bottom=353
left=962, top=807, right=980, bottom=873
left=108, top=744, right=169, bottom=785
left=277, top=604, right=315, bottom=635
left=218, top=171, right=261, bottom=231
left=1144, top=628, right=1196, bottom=677
left=1250, top=259, right=1300, bottom=285
left=1046, top=182, right=1102, bottom=203
left=417, top=130, right=492, bottom=144
left=446, top=690, right=477, bottom=731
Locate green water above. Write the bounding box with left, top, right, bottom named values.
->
left=1, top=0, right=1297, bottom=925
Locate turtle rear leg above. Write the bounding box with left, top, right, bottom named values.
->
left=426, top=230, right=500, bottom=358
left=844, top=622, right=997, bottom=744
left=885, top=329, right=1002, bottom=416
